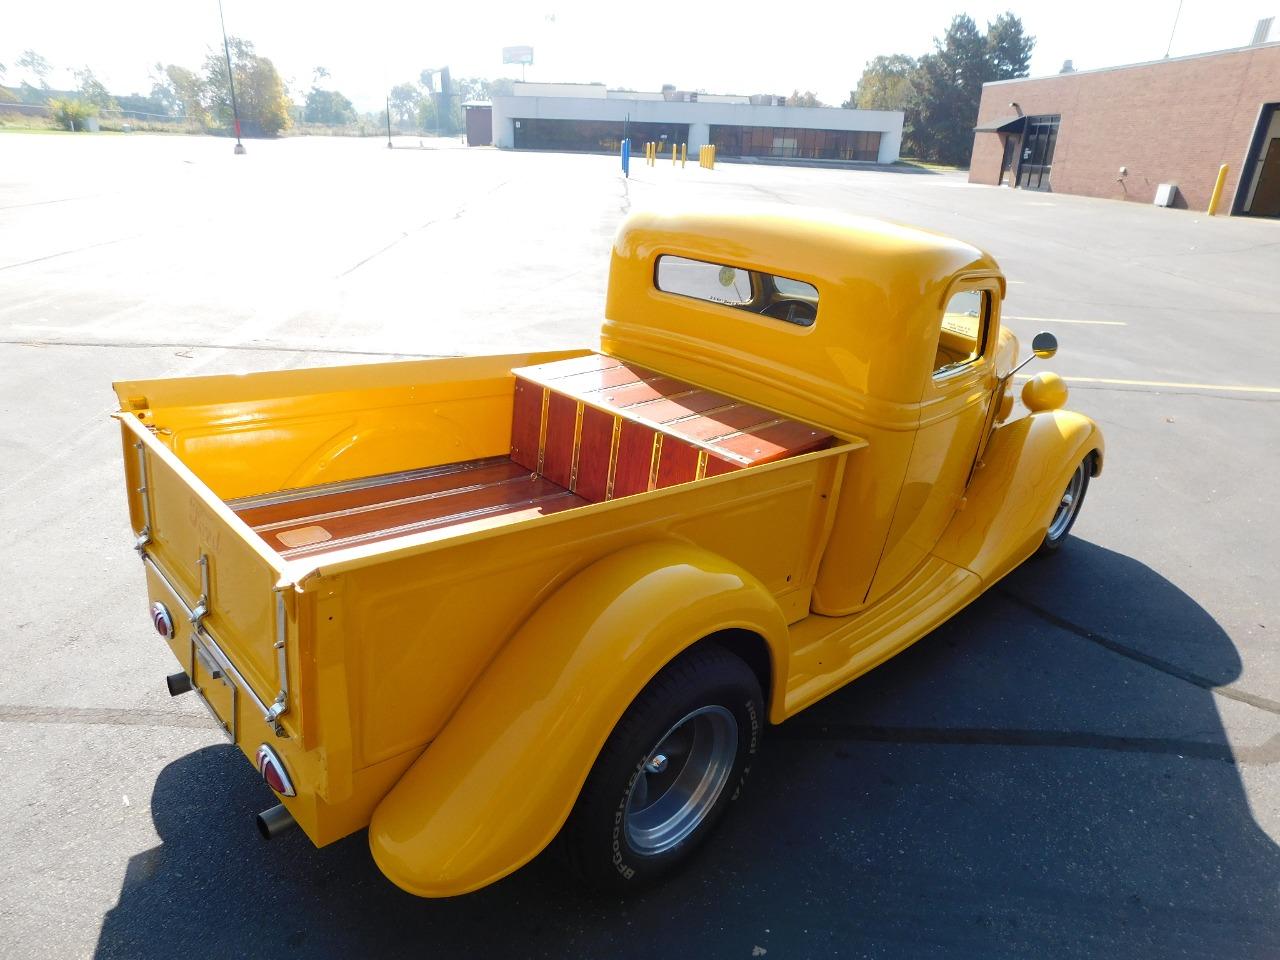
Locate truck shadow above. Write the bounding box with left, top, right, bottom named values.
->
left=94, top=539, right=1280, bottom=960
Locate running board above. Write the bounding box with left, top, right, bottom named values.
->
left=783, top=557, right=981, bottom=716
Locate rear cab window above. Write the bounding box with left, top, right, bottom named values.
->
left=655, top=255, right=818, bottom=327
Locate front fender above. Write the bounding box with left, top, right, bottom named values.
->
left=368, top=541, right=788, bottom=897
left=935, top=408, right=1104, bottom=583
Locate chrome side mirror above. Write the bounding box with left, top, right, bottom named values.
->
left=1008, top=330, right=1059, bottom=379
left=1031, top=331, right=1058, bottom=359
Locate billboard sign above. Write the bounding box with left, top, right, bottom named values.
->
left=503, top=45, right=534, bottom=65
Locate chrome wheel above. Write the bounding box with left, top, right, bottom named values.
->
left=1047, top=462, right=1087, bottom=542
left=624, top=705, right=738, bottom=855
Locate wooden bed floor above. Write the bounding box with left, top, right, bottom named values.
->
left=228, top=456, right=586, bottom=559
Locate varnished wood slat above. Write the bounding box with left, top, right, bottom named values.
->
left=520, top=353, right=623, bottom=380
left=541, top=390, right=578, bottom=488
left=655, top=436, right=700, bottom=488
left=549, top=363, right=654, bottom=396
left=611, top=420, right=658, bottom=498
left=237, top=460, right=527, bottom=529
left=665, top=405, right=778, bottom=444
left=280, top=488, right=587, bottom=559
left=708, top=420, right=830, bottom=465
left=575, top=406, right=615, bottom=503
left=509, top=377, right=543, bottom=472
left=627, top=390, right=736, bottom=423
left=593, top=376, right=695, bottom=409
left=704, top=455, right=741, bottom=477
left=270, top=471, right=573, bottom=555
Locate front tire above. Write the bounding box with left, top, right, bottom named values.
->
left=1037, top=456, right=1092, bottom=555
left=562, top=644, right=763, bottom=893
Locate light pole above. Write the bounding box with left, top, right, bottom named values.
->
left=386, top=95, right=393, bottom=148
left=217, top=0, right=246, bottom=154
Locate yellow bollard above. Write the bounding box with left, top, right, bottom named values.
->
left=672, top=143, right=677, bottom=165
left=681, top=143, right=687, bottom=167
left=1208, top=164, right=1228, bottom=215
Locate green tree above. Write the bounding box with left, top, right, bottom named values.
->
left=304, top=87, right=356, bottom=125
left=985, top=12, right=1034, bottom=81
left=901, top=12, right=1035, bottom=164
left=786, top=90, right=826, bottom=107
left=49, top=98, right=96, bottom=131
left=73, top=67, right=117, bottom=111
left=150, top=63, right=206, bottom=122
left=845, top=54, right=917, bottom=111
left=389, top=82, right=420, bottom=124
left=17, top=49, right=51, bottom=88
left=203, top=38, right=291, bottom=136
left=416, top=93, right=438, bottom=131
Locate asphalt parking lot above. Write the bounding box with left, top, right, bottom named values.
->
left=1, top=133, right=1278, bottom=959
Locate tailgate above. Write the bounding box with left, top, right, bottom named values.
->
left=119, top=412, right=300, bottom=743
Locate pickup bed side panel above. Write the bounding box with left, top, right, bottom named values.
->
left=367, top=542, right=789, bottom=898
left=933, top=408, right=1104, bottom=582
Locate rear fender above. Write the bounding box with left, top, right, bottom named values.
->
left=368, top=541, right=788, bottom=897
left=934, top=408, right=1104, bottom=582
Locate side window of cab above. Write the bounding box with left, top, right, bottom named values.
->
left=933, top=289, right=989, bottom=377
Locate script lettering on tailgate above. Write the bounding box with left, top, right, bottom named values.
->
left=188, top=496, right=222, bottom=552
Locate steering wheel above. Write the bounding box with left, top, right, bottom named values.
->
left=761, top=299, right=817, bottom=325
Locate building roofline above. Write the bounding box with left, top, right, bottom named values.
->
left=984, top=39, right=1280, bottom=87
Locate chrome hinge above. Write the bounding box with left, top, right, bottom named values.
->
left=133, top=441, right=153, bottom=555
left=265, top=590, right=290, bottom=737
left=188, top=554, right=211, bottom=630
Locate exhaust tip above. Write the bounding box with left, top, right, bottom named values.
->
left=165, top=671, right=193, bottom=697
left=256, top=803, right=296, bottom=840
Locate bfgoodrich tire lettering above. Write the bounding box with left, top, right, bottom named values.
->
left=564, top=643, right=763, bottom=892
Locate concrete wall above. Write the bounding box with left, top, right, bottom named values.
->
left=969, top=43, right=1280, bottom=211
left=491, top=95, right=903, bottom=162
left=513, top=82, right=607, bottom=99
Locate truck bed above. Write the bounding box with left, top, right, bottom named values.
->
left=221, top=352, right=835, bottom=562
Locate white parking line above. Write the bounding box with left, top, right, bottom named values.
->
left=1004, top=315, right=1127, bottom=326
left=1018, top=374, right=1280, bottom=395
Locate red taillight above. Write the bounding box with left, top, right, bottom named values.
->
left=256, top=744, right=296, bottom=797
left=151, top=602, right=174, bottom=639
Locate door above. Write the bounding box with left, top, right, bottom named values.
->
left=1000, top=134, right=1017, bottom=185
left=865, top=282, right=998, bottom=603
left=1249, top=138, right=1280, bottom=217
left=1017, top=115, right=1059, bottom=191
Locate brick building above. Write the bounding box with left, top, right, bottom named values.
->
left=968, top=41, right=1280, bottom=217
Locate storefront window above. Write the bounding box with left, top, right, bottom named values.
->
left=710, top=126, right=881, bottom=161
left=512, top=119, right=689, bottom=153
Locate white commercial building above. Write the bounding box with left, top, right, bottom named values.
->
left=489, top=83, right=903, bottom=164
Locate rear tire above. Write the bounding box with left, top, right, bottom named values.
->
left=1037, top=456, right=1092, bottom=555
left=562, top=644, right=763, bottom=893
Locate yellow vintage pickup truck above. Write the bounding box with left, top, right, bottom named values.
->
left=113, top=208, right=1103, bottom=897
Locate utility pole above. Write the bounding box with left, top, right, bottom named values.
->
left=217, top=0, right=246, bottom=154
left=386, top=95, right=393, bottom=148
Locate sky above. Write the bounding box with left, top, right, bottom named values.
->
left=1, top=0, right=1276, bottom=112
